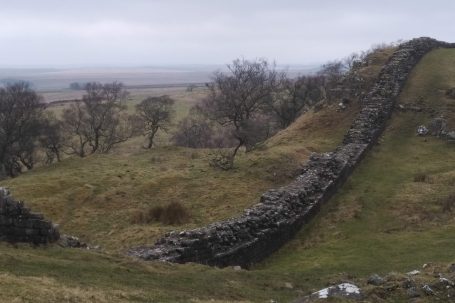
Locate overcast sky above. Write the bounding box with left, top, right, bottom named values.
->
left=1, top=0, right=454, bottom=67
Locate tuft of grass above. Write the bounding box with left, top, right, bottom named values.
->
left=131, top=202, right=190, bottom=225
left=413, top=172, right=430, bottom=182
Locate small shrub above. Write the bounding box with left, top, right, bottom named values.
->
left=148, top=205, right=164, bottom=222
left=160, top=202, right=190, bottom=225
left=130, top=202, right=190, bottom=225
left=130, top=210, right=147, bottom=224
left=414, top=172, right=429, bottom=183
left=209, top=149, right=234, bottom=170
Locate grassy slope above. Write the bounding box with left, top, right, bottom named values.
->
left=0, top=105, right=357, bottom=253
left=257, top=48, right=455, bottom=295
left=0, top=102, right=360, bottom=303
left=8, top=45, right=454, bottom=303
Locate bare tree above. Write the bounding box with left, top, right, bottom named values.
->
left=39, top=112, right=64, bottom=164
left=136, top=95, right=175, bottom=148
left=0, top=82, right=44, bottom=177
left=317, top=60, right=347, bottom=103
left=62, top=82, right=133, bottom=157
left=172, top=114, right=214, bottom=148
left=268, top=75, right=325, bottom=128
left=200, top=58, right=281, bottom=166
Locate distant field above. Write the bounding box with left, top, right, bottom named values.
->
left=0, top=65, right=318, bottom=102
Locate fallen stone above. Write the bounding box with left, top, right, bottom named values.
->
left=417, top=125, right=429, bottom=136
left=422, top=284, right=435, bottom=296
left=284, top=282, right=294, bottom=289
left=311, top=283, right=362, bottom=300
left=58, top=234, right=87, bottom=248
left=367, top=274, right=385, bottom=286
left=407, top=270, right=421, bottom=276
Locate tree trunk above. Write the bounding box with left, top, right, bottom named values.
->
left=231, top=139, right=243, bottom=163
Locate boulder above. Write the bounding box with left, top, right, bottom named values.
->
left=417, top=125, right=429, bottom=136
left=367, top=274, right=385, bottom=286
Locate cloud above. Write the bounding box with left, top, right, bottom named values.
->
left=0, top=0, right=454, bottom=66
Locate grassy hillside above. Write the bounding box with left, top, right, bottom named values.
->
left=258, top=47, right=455, bottom=293
left=2, top=46, right=454, bottom=303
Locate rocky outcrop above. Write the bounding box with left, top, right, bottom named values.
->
left=0, top=187, right=59, bottom=244
left=129, top=37, right=454, bottom=267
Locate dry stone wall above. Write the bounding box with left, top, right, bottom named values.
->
left=129, top=38, right=454, bottom=267
left=0, top=187, right=59, bottom=244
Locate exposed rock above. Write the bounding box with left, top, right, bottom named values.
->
left=58, top=234, right=87, bottom=248
left=422, top=284, right=435, bottom=296
left=417, top=125, right=429, bottom=136
left=0, top=187, right=59, bottom=244
left=310, top=283, right=361, bottom=300
left=407, top=270, right=421, bottom=276
left=284, top=282, right=294, bottom=289
left=446, top=131, right=455, bottom=142
left=129, top=38, right=455, bottom=267
left=367, top=274, right=385, bottom=286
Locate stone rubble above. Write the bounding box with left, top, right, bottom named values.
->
left=128, top=37, right=455, bottom=267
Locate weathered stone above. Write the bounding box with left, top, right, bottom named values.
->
left=128, top=38, right=455, bottom=267
left=417, top=125, right=429, bottom=136
left=0, top=187, right=59, bottom=244
left=422, top=284, right=435, bottom=296
left=310, top=283, right=362, bottom=300
left=58, top=234, right=87, bottom=248
left=367, top=274, right=385, bottom=286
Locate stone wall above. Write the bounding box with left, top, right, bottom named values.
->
left=0, top=187, right=59, bottom=244
left=129, top=38, right=454, bottom=267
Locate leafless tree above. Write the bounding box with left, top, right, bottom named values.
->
left=0, top=82, right=44, bottom=177
left=62, top=82, right=133, bottom=157
left=39, top=112, right=64, bottom=164
left=136, top=95, right=175, bottom=148
left=268, top=75, right=325, bottom=128
left=200, top=58, right=281, bottom=166
left=172, top=115, right=214, bottom=148
left=317, top=60, right=347, bottom=103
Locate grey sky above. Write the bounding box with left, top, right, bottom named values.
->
left=1, top=0, right=454, bottom=67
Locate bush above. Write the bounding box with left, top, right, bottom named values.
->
left=130, top=202, right=190, bottom=225
left=413, top=172, right=429, bottom=183
left=160, top=202, right=190, bottom=225
left=209, top=149, right=234, bottom=170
